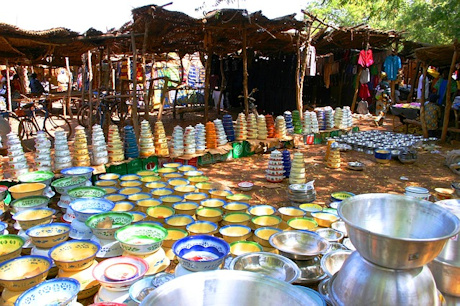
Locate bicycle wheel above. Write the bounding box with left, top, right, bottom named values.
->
left=111, top=100, right=129, bottom=125
left=44, top=115, right=73, bottom=139
left=18, top=118, right=39, bottom=151
left=77, top=104, right=98, bottom=128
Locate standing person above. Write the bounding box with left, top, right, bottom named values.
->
left=424, top=94, right=441, bottom=137
left=29, top=73, right=45, bottom=96
left=434, top=69, right=457, bottom=106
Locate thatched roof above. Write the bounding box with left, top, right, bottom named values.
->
left=414, top=43, right=460, bottom=66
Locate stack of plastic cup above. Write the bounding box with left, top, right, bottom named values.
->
left=235, top=113, right=247, bottom=141
left=214, top=119, right=227, bottom=147
left=172, top=126, right=184, bottom=156
left=205, top=122, right=217, bottom=149
left=34, top=131, right=52, bottom=171
left=123, top=125, right=139, bottom=159
left=91, top=125, right=108, bottom=166
left=139, top=120, right=155, bottom=158
left=107, top=125, right=124, bottom=163
left=195, top=123, right=206, bottom=152
left=6, top=132, right=28, bottom=178
left=265, top=115, right=275, bottom=138
left=154, top=121, right=169, bottom=156
left=184, top=126, right=196, bottom=155
left=257, top=115, right=267, bottom=140
left=247, top=113, right=258, bottom=139
left=284, top=111, right=294, bottom=134
left=73, top=126, right=91, bottom=167
left=222, top=114, right=235, bottom=142
left=54, top=129, right=72, bottom=171
left=275, top=116, right=287, bottom=139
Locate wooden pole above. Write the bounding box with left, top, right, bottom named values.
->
left=173, top=56, right=184, bottom=120
left=441, top=49, right=459, bottom=142
left=419, top=64, right=428, bottom=138
left=81, top=54, right=86, bottom=117
left=65, top=57, right=73, bottom=119
left=203, top=32, right=213, bottom=122
left=351, top=67, right=363, bottom=112
left=131, top=31, right=140, bottom=139
left=95, top=49, right=103, bottom=124
left=5, top=60, right=12, bottom=112
left=158, top=76, right=169, bottom=121
left=295, top=32, right=301, bottom=118
left=406, top=60, right=421, bottom=102
left=87, top=51, right=93, bottom=134
left=217, top=57, right=226, bottom=114
left=298, top=22, right=313, bottom=119
left=242, top=27, right=249, bottom=117
left=142, top=19, right=150, bottom=121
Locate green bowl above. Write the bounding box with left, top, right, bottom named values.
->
left=10, top=196, right=50, bottom=213
left=85, top=212, right=134, bottom=240
left=18, top=171, right=55, bottom=187
left=115, top=223, right=168, bottom=255
left=0, top=235, right=25, bottom=264
left=51, top=176, right=88, bottom=195
left=68, top=186, right=106, bottom=201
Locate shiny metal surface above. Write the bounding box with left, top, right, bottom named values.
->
left=317, top=278, right=332, bottom=305
left=229, top=252, right=301, bottom=283
left=331, top=221, right=348, bottom=237
left=316, top=229, right=344, bottom=243
left=139, top=270, right=324, bottom=306
left=320, top=250, right=352, bottom=277
left=292, top=256, right=327, bottom=285
left=329, top=251, right=441, bottom=306
left=429, top=258, right=460, bottom=297
left=444, top=294, right=460, bottom=306
left=269, top=230, right=329, bottom=260
left=339, top=193, right=460, bottom=269
left=435, top=199, right=460, bottom=265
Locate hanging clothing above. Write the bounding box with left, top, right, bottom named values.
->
left=360, top=68, right=370, bottom=84
left=306, top=45, right=317, bottom=76
left=358, top=84, right=371, bottom=100
left=324, top=63, right=332, bottom=89
left=383, top=55, right=401, bottom=81
left=434, top=78, right=458, bottom=105
left=358, top=49, right=374, bottom=67
left=417, top=75, right=429, bottom=100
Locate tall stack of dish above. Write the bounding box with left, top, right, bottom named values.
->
left=123, top=126, right=139, bottom=159
left=266, top=150, right=284, bottom=183
left=235, top=113, right=247, bottom=141
left=247, top=113, right=258, bottom=140
left=184, top=126, right=196, bottom=155
left=171, top=126, right=184, bottom=156
left=282, top=150, right=291, bottom=178
left=34, top=131, right=52, bottom=171
left=213, top=119, right=228, bottom=147
left=325, top=140, right=341, bottom=169
left=292, top=110, right=302, bottom=134
left=195, top=123, right=206, bottom=153
left=139, top=120, right=155, bottom=158
left=205, top=122, right=217, bottom=149
left=289, top=152, right=306, bottom=184
left=107, top=125, right=124, bottom=163
left=257, top=115, right=268, bottom=140
left=6, top=132, right=28, bottom=178
left=54, top=129, right=72, bottom=171
left=91, top=125, right=108, bottom=166
left=275, top=115, right=287, bottom=139
left=222, top=114, right=235, bottom=142
left=154, top=121, right=169, bottom=156
left=73, top=126, right=91, bottom=167
left=265, top=115, right=275, bottom=138
left=284, top=111, right=294, bottom=134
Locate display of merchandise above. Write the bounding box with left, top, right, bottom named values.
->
left=266, top=150, right=284, bottom=183
left=334, top=106, right=353, bottom=129
left=6, top=132, right=28, bottom=178
left=184, top=126, right=197, bottom=155
left=289, top=151, right=306, bottom=184
left=34, top=131, right=52, bottom=171
left=303, top=111, right=319, bottom=135
left=265, top=115, right=275, bottom=138
left=247, top=113, right=258, bottom=140
left=154, top=121, right=169, bottom=156
left=315, top=107, right=334, bottom=131
left=325, top=139, right=341, bottom=169
left=213, top=119, right=228, bottom=146
left=195, top=123, right=206, bottom=152
left=72, top=126, right=91, bottom=167
left=275, top=115, right=287, bottom=139
left=53, top=129, right=72, bottom=171
left=123, top=125, right=139, bottom=159
left=222, top=114, right=235, bottom=142
left=139, top=120, right=155, bottom=158
left=205, top=122, right=217, bottom=149
left=282, top=150, right=291, bottom=178
left=91, top=125, right=108, bottom=166
left=172, top=126, right=184, bottom=156
left=235, top=113, right=247, bottom=141
left=107, top=125, right=125, bottom=163
left=292, top=110, right=303, bottom=134
left=284, top=111, right=294, bottom=134
left=257, top=115, right=268, bottom=140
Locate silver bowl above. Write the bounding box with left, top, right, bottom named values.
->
left=269, top=231, right=329, bottom=260
left=428, top=258, right=460, bottom=297
left=339, top=193, right=460, bottom=269
left=229, top=252, right=301, bottom=283
left=292, top=256, right=327, bottom=285
left=320, top=250, right=352, bottom=277
left=317, top=278, right=332, bottom=305
left=329, top=251, right=441, bottom=306
left=139, top=270, right=325, bottom=306
left=331, top=221, right=348, bottom=237
left=315, top=228, right=344, bottom=243
left=326, top=242, right=347, bottom=252
left=434, top=199, right=460, bottom=265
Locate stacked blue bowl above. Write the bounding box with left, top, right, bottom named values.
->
left=282, top=150, right=291, bottom=178
left=124, top=125, right=139, bottom=158
left=222, top=114, right=235, bottom=142
left=316, top=109, right=327, bottom=131
left=284, top=111, right=294, bottom=134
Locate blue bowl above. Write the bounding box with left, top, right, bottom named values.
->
left=25, top=223, right=70, bottom=249
left=69, top=198, right=115, bottom=222
left=374, top=149, right=392, bottom=162
left=172, top=235, right=230, bottom=272
left=60, top=167, right=94, bottom=180
left=15, top=277, right=80, bottom=306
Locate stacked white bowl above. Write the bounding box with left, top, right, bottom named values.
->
left=91, top=125, right=108, bottom=166
left=195, top=123, right=206, bottom=152
left=247, top=113, right=258, bottom=140
left=213, top=119, right=228, bottom=146
left=184, top=126, right=197, bottom=155
left=139, top=120, right=155, bottom=158
left=257, top=115, right=268, bottom=140
left=107, top=125, right=124, bottom=163
left=289, top=152, right=306, bottom=184
left=172, top=126, right=184, bottom=156
left=266, top=150, right=284, bottom=182
left=6, top=132, right=28, bottom=178
left=54, top=129, right=72, bottom=171
left=235, top=113, right=247, bottom=141
left=324, top=106, right=334, bottom=130
left=34, top=131, right=52, bottom=171
left=275, top=115, right=287, bottom=139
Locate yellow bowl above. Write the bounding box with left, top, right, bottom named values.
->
left=196, top=207, right=223, bottom=223
left=184, top=192, right=208, bottom=204
left=172, top=202, right=199, bottom=215
left=26, top=223, right=70, bottom=249
left=120, top=180, right=143, bottom=188
left=158, top=168, right=176, bottom=178
left=278, top=206, right=306, bottom=222
left=163, top=173, right=184, bottom=181
left=151, top=188, right=174, bottom=198
left=136, top=199, right=162, bottom=213
left=312, top=212, right=339, bottom=228
left=196, top=182, right=214, bottom=194
left=188, top=176, right=209, bottom=185
left=219, top=225, right=252, bottom=243
left=168, top=178, right=190, bottom=189
left=174, top=185, right=197, bottom=197
left=163, top=162, right=182, bottom=169
left=186, top=221, right=218, bottom=236
left=0, top=235, right=24, bottom=264
left=145, top=181, right=168, bottom=192
left=104, top=194, right=127, bottom=203
left=137, top=170, right=158, bottom=177
left=119, top=187, right=143, bottom=196
left=253, top=227, right=282, bottom=248
left=287, top=217, right=318, bottom=231
left=230, top=241, right=263, bottom=256
left=164, top=214, right=194, bottom=230
left=50, top=240, right=99, bottom=272
left=248, top=205, right=276, bottom=216
left=0, top=255, right=52, bottom=292
left=201, top=199, right=226, bottom=208
left=209, top=190, right=232, bottom=201
left=13, top=208, right=54, bottom=230
left=251, top=215, right=282, bottom=229
left=222, top=212, right=252, bottom=226
left=128, top=192, right=151, bottom=202
left=223, top=202, right=250, bottom=214
left=112, top=201, right=135, bottom=212
left=99, top=173, right=120, bottom=181
left=146, top=205, right=175, bottom=224
left=163, top=228, right=188, bottom=248
left=120, top=174, right=141, bottom=182
left=100, top=187, right=118, bottom=194
left=141, top=175, right=162, bottom=187
left=57, top=260, right=99, bottom=300
left=299, top=203, right=323, bottom=217
left=9, top=183, right=46, bottom=199
left=177, top=165, right=196, bottom=172
left=95, top=180, right=118, bottom=188
left=129, top=211, right=147, bottom=223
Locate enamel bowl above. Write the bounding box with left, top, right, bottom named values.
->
left=172, top=202, right=199, bottom=216
left=186, top=221, right=218, bottom=236
left=146, top=205, right=175, bottom=224
left=230, top=241, right=263, bottom=257
left=15, top=277, right=80, bottom=306
left=196, top=207, right=223, bottom=223
left=98, top=173, right=120, bottom=181
left=9, top=183, right=47, bottom=200
left=137, top=199, right=162, bottom=214
left=172, top=235, right=230, bottom=272
left=222, top=212, right=252, bottom=226
left=129, top=211, right=147, bottom=223
left=278, top=206, right=306, bottom=222
left=223, top=202, right=250, bottom=214
left=311, top=212, right=339, bottom=228
left=299, top=204, right=323, bottom=217
left=219, top=225, right=252, bottom=243
left=115, top=223, right=168, bottom=255
left=159, top=195, right=184, bottom=207
left=18, top=171, right=54, bottom=187
left=49, top=240, right=100, bottom=272
left=104, top=194, right=128, bottom=203
left=287, top=217, right=318, bottom=231
left=183, top=192, right=208, bottom=204
left=119, top=187, right=143, bottom=196
left=0, top=235, right=25, bottom=264
left=151, top=188, right=174, bottom=198
left=128, top=192, right=151, bottom=202
left=69, top=198, right=115, bottom=222
left=25, top=223, right=70, bottom=249
left=200, top=199, right=226, bottom=209
left=12, top=207, right=55, bottom=230
left=253, top=227, right=282, bottom=248
left=248, top=205, right=276, bottom=216
left=164, top=214, right=195, bottom=230
left=251, top=215, right=282, bottom=229
left=51, top=176, right=88, bottom=195
left=209, top=189, right=233, bottom=201
left=0, top=255, right=52, bottom=292
left=68, top=186, right=106, bottom=201
left=85, top=212, right=133, bottom=240
left=173, top=185, right=197, bottom=197
left=163, top=228, right=189, bottom=248
left=112, top=201, right=135, bottom=212
left=61, top=166, right=94, bottom=180
left=10, top=196, right=50, bottom=213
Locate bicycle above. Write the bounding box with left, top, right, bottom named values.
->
left=16, top=99, right=73, bottom=151
left=77, top=93, right=129, bottom=128
left=238, top=88, right=259, bottom=116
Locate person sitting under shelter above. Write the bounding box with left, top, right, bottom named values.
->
left=424, top=94, right=441, bottom=137
left=29, top=73, right=45, bottom=96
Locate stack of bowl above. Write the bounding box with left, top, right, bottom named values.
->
left=275, top=115, right=287, bottom=139
left=171, top=126, right=184, bottom=156
left=214, top=119, right=228, bottom=147
left=256, top=115, right=267, bottom=140
left=222, top=114, right=235, bottom=142
left=325, top=140, right=341, bottom=169
left=64, top=186, right=106, bottom=222
left=247, top=113, right=258, bottom=140
left=184, top=126, right=197, bottom=155
left=195, top=123, right=206, bottom=152
left=107, top=125, right=124, bottom=163
left=405, top=186, right=431, bottom=201
left=265, top=114, right=275, bottom=138
left=51, top=175, right=88, bottom=214
left=139, top=120, right=155, bottom=158
left=287, top=181, right=316, bottom=204
left=282, top=150, right=291, bottom=178
left=154, top=121, right=169, bottom=156
left=91, top=124, right=109, bottom=166
left=292, top=110, right=302, bottom=135
left=284, top=111, right=294, bottom=134
left=235, top=113, right=247, bottom=141
left=205, top=122, right=217, bottom=149
left=123, top=125, right=139, bottom=159
left=6, top=132, right=28, bottom=178
left=18, top=170, right=55, bottom=198
left=53, top=129, right=72, bottom=171
left=33, top=131, right=52, bottom=172
left=289, top=152, right=306, bottom=184
left=266, top=150, right=284, bottom=183
left=72, top=126, right=91, bottom=167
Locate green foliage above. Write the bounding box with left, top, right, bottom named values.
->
left=307, top=0, right=460, bottom=45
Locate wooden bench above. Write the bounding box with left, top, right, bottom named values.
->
left=402, top=119, right=422, bottom=133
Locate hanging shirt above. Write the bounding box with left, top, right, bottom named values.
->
left=358, top=84, right=371, bottom=100
left=306, top=45, right=317, bottom=76
left=358, top=49, right=374, bottom=67
left=383, top=55, right=401, bottom=81
left=417, top=75, right=429, bottom=100
left=360, top=68, right=370, bottom=84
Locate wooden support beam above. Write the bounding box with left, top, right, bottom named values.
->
left=295, top=32, right=302, bottom=118
left=131, top=31, right=140, bottom=139
left=351, top=67, right=362, bottom=112
left=5, top=60, right=11, bottom=112
left=419, top=64, right=428, bottom=138
left=242, top=27, right=249, bottom=117
left=65, top=57, right=73, bottom=119
left=203, top=32, right=213, bottom=122
left=441, top=49, right=459, bottom=142
left=406, top=60, right=421, bottom=102
left=142, top=19, right=150, bottom=122
left=87, top=51, right=93, bottom=135
left=157, top=76, right=169, bottom=121
left=217, top=57, right=226, bottom=114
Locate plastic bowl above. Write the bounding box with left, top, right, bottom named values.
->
left=219, top=225, right=252, bottom=243
left=85, top=212, right=134, bottom=240
left=9, top=183, right=46, bottom=199
left=13, top=207, right=55, bottom=230
left=49, top=240, right=100, bottom=272
left=15, top=277, right=80, bottom=306
left=25, top=223, right=70, bottom=249
left=115, top=223, right=168, bottom=255
left=10, top=196, right=50, bottom=213
left=69, top=198, right=115, bottom=222
left=0, top=255, right=52, bottom=291
left=0, top=235, right=24, bottom=263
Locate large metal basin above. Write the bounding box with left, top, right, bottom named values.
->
left=435, top=199, right=460, bottom=265
left=428, top=258, right=460, bottom=297
left=338, top=193, right=460, bottom=269
left=330, top=251, right=441, bottom=306
left=140, top=270, right=324, bottom=306
left=269, top=230, right=329, bottom=260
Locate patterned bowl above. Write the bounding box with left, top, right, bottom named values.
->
left=172, top=235, right=230, bottom=272
left=68, top=186, right=106, bottom=201
left=26, top=223, right=70, bottom=249
left=69, top=198, right=115, bottom=222
left=9, top=183, right=47, bottom=200
left=15, top=277, right=80, bottom=306
left=51, top=176, right=88, bottom=195
left=0, top=235, right=25, bottom=264
left=49, top=240, right=100, bottom=272
left=115, top=223, right=168, bottom=255
left=18, top=171, right=55, bottom=187
left=85, top=212, right=134, bottom=240
left=12, top=207, right=55, bottom=230
left=10, top=196, right=50, bottom=213
left=61, top=166, right=94, bottom=180
left=0, top=255, right=52, bottom=291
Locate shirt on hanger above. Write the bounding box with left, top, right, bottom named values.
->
left=358, top=49, right=374, bottom=67
left=383, top=55, right=401, bottom=81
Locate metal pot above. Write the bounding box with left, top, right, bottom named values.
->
left=429, top=258, right=460, bottom=297
left=338, top=193, right=460, bottom=269
left=434, top=199, right=460, bottom=265
left=329, top=251, right=441, bottom=306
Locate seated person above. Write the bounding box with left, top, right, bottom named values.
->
left=29, top=73, right=45, bottom=96
left=424, top=94, right=441, bottom=137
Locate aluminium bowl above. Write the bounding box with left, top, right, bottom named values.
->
left=269, top=230, right=329, bottom=260
left=428, top=257, right=460, bottom=297
left=320, top=250, right=352, bottom=277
